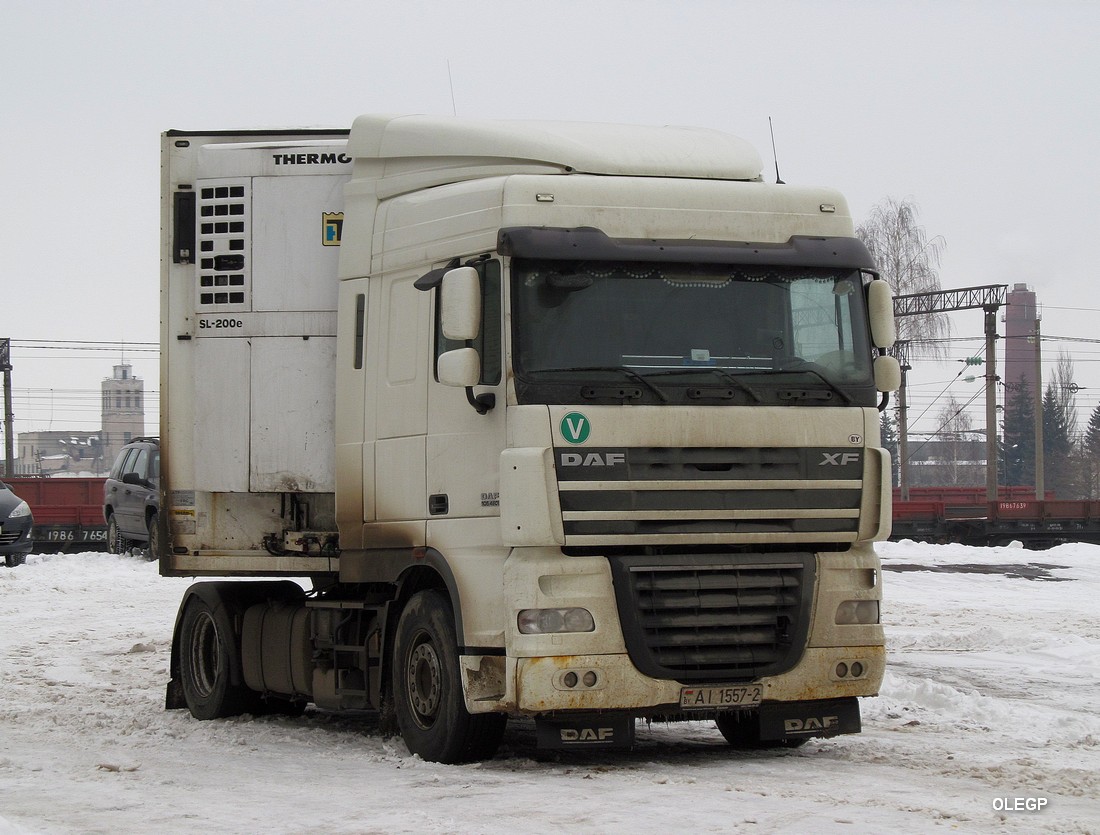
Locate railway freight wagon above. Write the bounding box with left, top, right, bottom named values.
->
left=5, top=477, right=107, bottom=552
left=892, top=493, right=1100, bottom=548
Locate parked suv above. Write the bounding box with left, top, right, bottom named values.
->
left=103, top=437, right=160, bottom=557
left=0, top=480, right=34, bottom=567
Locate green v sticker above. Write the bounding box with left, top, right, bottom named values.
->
left=560, top=412, right=590, bottom=444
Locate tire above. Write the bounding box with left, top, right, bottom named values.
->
left=178, top=596, right=252, bottom=720
left=146, top=512, right=161, bottom=561
left=392, top=589, right=505, bottom=763
left=4, top=554, right=27, bottom=568
left=715, top=711, right=808, bottom=750
left=106, top=514, right=130, bottom=555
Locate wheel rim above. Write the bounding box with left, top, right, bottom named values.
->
left=186, top=610, right=222, bottom=699
left=406, top=632, right=442, bottom=729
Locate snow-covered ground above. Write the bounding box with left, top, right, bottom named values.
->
left=1, top=541, right=1098, bottom=834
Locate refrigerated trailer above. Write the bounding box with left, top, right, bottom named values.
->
left=160, top=115, right=901, bottom=762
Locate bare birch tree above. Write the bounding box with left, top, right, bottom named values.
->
left=856, top=196, right=949, bottom=358
left=1050, top=350, right=1079, bottom=439
left=934, top=394, right=976, bottom=485
left=1046, top=351, right=1082, bottom=497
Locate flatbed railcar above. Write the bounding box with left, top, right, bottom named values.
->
left=891, top=487, right=1100, bottom=549
left=6, top=477, right=108, bottom=552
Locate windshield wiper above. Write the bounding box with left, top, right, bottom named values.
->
left=644, top=367, right=763, bottom=402
left=531, top=366, right=669, bottom=402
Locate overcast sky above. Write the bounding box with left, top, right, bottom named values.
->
left=2, top=0, right=1098, bottom=442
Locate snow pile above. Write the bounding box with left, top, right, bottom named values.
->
left=1, top=542, right=1098, bottom=833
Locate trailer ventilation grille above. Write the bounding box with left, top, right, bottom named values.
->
left=196, top=180, right=250, bottom=308
left=609, top=553, right=813, bottom=682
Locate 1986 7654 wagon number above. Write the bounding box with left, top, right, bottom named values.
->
left=198, top=318, right=243, bottom=330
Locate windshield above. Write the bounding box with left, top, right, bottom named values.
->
left=512, top=259, right=876, bottom=406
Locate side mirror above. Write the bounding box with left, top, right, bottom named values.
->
left=441, top=266, right=481, bottom=341
left=874, top=354, right=902, bottom=392
left=122, top=472, right=151, bottom=489
left=867, top=280, right=896, bottom=349
left=437, top=347, right=481, bottom=388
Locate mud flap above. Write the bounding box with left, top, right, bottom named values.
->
left=165, top=675, right=186, bottom=710
left=758, top=697, right=861, bottom=741
left=535, top=715, right=635, bottom=750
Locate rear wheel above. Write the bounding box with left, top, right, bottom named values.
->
left=392, top=589, right=505, bottom=763
left=178, top=596, right=252, bottom=720
left=146, top=512, right=161, bottom=561
left=106, top=514, right=130, bottom=555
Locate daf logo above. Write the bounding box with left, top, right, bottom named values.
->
left=560, top=452, right=626, bottom=467
left=820, top=452, right=860, bottom=466
left=784, top=715, right=839, bottom=733
left=561, top=727, right=615, bottom=742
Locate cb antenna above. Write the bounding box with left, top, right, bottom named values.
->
left=768, top=116, right=785, bottom=184
left=447, top=60, right=458, bottom=116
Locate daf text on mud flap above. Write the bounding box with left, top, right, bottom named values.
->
left=784, top=715, right=840, bottom=734
left=561, top=727, right=615, bottom=743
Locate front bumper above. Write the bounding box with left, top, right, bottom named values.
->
left=463, top=643, right=885, bottom=715
left=0, top=518, right=33, bottom=555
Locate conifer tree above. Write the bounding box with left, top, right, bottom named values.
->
left=881, top=410, right=900, bottom=488
left=1083, top=404, right=1100, bottom=498
left=1002, top=376, right=1035, bottom=488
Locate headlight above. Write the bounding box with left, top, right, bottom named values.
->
left=517, top=607, right=595, bottom=634
left=8, top=500, right=31, bottom=519
left=835, top=600, right=879, bottom=625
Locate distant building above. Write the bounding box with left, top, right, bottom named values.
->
left=17, top=363, right=145, bottom=476
left=100, top=363, right=146, bottom=469
left=16, top=430, right=104, bottom=475
left=905, top=433, right=987, bottom=487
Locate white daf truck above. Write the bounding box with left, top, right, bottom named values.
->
left=159, top=115, right=900, bottom=763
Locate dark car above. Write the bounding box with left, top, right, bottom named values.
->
left=103, top=437, right=160, bottom=557
left=0, top=480, right=34, bottom=567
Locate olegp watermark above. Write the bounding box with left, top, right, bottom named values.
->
left=993, top=796, right=1048, bottom=812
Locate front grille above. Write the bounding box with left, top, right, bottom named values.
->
left=556, top=446, right=864, bottom=545
left=609, top=553, right=813, bottom=682
left=0, top=531, right=22, bottom=545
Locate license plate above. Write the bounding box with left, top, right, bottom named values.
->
left=680, top=684, right=763, bottom=709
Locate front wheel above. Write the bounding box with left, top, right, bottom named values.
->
left=392, top=590, right=505, bottom=763
left=106, top=514, right=129, bottom=555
